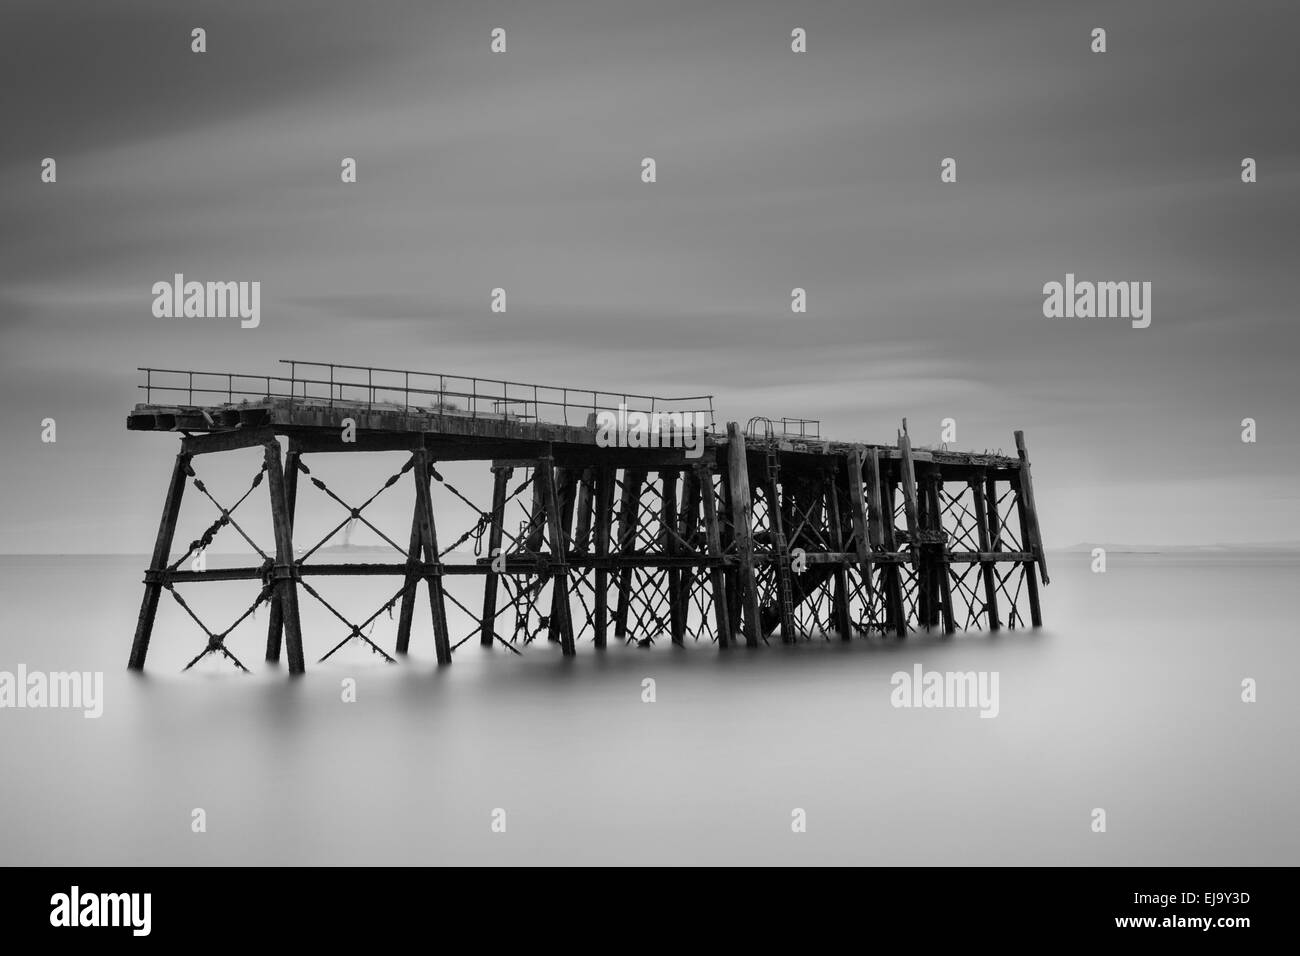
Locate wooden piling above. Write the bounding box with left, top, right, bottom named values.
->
left=725, top=423, right=762, bottom=647
left=1012, top=468, right=1043, bottom=628
left=548, top=467, right=577, bottom=643
left=824, top=466, right=853, bottom=640
left=537, top=456, right=575, bottom=655
left=971, top=472, right=1001, bottom=631
left=870, top=450, right=907, bottom=637
left=413, top=449, right=452, bottom=664
left=1015, top=431, right=1050, bottom=584
left=395, top=502, right=422, bottom=654
left=128, top=452, right=191, bottom=670
left=593, top=466, right=615, bottom=648
left=265, top=442, right=300, bottom=663
left=264, top=440, right=305, bottom=674
left=673, top=468, right=700, bottom=645
left=698, top=464, right=732, bottom=646
left=613, top=468, right=645, bottom=640
left=929, top=473, right=956, bottom=635
left=479, top=465, right=511, bottom=648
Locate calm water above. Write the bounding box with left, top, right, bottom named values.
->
left=0, top=552, right=1296, bottom=865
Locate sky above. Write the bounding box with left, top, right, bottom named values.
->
left=1, top=0, right=1298, bottom=552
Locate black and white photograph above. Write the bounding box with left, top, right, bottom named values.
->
left=1, top=0, right=1294, bottom=937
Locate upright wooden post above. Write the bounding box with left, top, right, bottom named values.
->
left=265, top=442, right=300, bottom=663
left=413, top=449, right=452, bottom=663
left=479, top=465, right=511, bottom=647
left=1014, top=431, right=1049, bottom=584
left=868, top=449, right=906, bottom=637
left=574, top=468, right=594, bottom=553
left=395, top=502, right=422, bottom=654
left=897, top=427, right=921, bottom=569
left=698, top=464, right=731, bottom=646
left=673, top=467, right=700, bottom=645
left=719, top=469, right=741, bottom=634
left=537, top=456, right=575, bottom=654
left=660, top=470, right=681, bottom=644
left=593, top=466, right=615, bottom=648
left=824, top=467, right=853, bottom=640
left=613, top=468, right=645, bottom=639
left=264, top=440, right=305, bottom=674
left=764, top=452, right=797, bottom=643
left=129, top=451, right=191, bottom=670
left=725, top=423, right=762, bottom=647
left=971, top=472, right=1001, bottom=631
left=915, top=469, right=932, bottom=629
left=1013, top=470, right=1043, bottom=628
left=929, top=474, right=956, bottom=635
left=548, top=467, right=577, bottom=642
left=846, top=448, right=875, bottom=609
left=525, top=467, right=546, bottom=554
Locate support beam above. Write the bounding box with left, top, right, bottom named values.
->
left=1013, top=470, right=1044, bottom=628
left=698, top=464, right=732, bottom=646
left=972, top=472, right=1001, bottom=632
left=548, top=467, right=577, bottom=643
left=613, top=468, right=646, bottom=639
left=676, top=467, right=702, bottom=639
left=537, top=456, right=575, bottom=655
left=661, top=469, right=683, bottom=645
left=479, top=465, right=511, bottom=648
left=897, top=425, right=921, bottom=569
left=846, top=448, right=875, bottom=605
left=129, top=452, right=191, bottom=670
left=573, top=468, right=594, bottom=553
left=593, top=466, right=615, bottom=648
left=525, top=468, right=546, bottom=554
left=824, top=468, right=853, bottom=640
left=764, top=451, right=797, bottom=643
left=395, top=502, right=422, bottom=654
left=265, top=442, right=300, bottom=662
left=929, top=473, right=956, bottom=635
left=413, top=449, right=452, bottom=663
left=264, top=440, right=305, bottom=674
left=1014, top=431, right=1050, bottom=585
left=869, top=449, right=906, bottom=637
left=726, top=424, right=762, bottom=647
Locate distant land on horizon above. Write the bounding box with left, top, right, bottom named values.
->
left=1058, top=541, right=1300, bottom=554
left=6, top=542, right=1300, bottom=557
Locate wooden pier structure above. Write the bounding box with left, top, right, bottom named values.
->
left=126, top=361, right=1048, bottom=674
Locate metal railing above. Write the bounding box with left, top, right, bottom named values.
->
left=137, top=361, right=716, bottom=433
left=776, top=418, right=820, bottom=439
left=745, top=416, right=821, bottom=440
